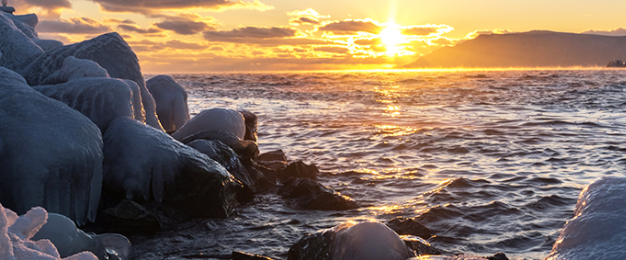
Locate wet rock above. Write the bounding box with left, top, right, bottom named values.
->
left=288, top=221, right=414, bottom=260
left=238, top=110, right=258, bottom=142
left=233, top=251, right=274, bottom=260
left=0, top=11, right=43, bottom=71
left=386, top=217, right=432, bottom=239
left=181, top=129, right=259, bottom=159
left=279, top=178, right=357, bottom=210
left=172, top=108, right=246, bottom=141
left=401, top=236, right=441, bottom=256
left=187, top=139, right=255, bottom=190
left=101, top=200, right=189, bottom=232
left=102, top=117, right=242, bottom=219
left=486, top=252, right=509, bottom=260
left=279, top=161, right=319, bottom=182
left=146, top=75, right=190, bottom=133
left=258, top=149, right=287, bottom=162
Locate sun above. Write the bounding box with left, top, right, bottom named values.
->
left=379, top=24, right=405, bottom=56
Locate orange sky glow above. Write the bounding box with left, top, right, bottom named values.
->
left=12, top=0, right=626, bottom=72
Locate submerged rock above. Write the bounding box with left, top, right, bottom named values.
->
left=0, top=68, right=103, bottom=226
left=546, top=177, right=626, bottom=260
left=386, top=217, right=432, bottom=240
left=279, top=178, right=357, bottom=210
left=187, top=139, right=255, bottom=189
left=288, top=221, right=414, bottom=260
left=401, top=236, right=441, bottom=256
left=146, top=75, right=190, bottom=133
left=0, top=11, right=43, bottom=71
left=181, top=129, right=259, bottom=159
left=19, top=32, right=162, bottom=130
left=102, top=117, right=241, bottom=218
left=279, top=161, right=319, bottom=182
left=172, top=108, right=246, bottom=141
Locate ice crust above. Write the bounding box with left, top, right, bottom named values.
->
left=172, top=108, right=246, bottom=141
left=0, top=67, right=103, bottom=226
left=545, top=177, right=626, bottom=260
left=0, top=11, right=44, bottom=71
left=146, top=75, right=191, bottom=133
left=332, top=221, right=413, bottom=260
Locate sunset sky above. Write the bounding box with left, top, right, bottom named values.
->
left=12, top=0, right=626, bottom=72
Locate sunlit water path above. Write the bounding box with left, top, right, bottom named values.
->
left=146, top=69, right=626, bottom=259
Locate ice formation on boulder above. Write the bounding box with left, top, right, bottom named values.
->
left=39, top=56, right=109, bottom=85
left=146, top=75, right=191, bottom=133
left=0, top=203, right=98, bottom=260
left=0, top=67, right=103, bottom=226
left=172, top=108, right=246, bottom=141
left=545, top=177, right=626, bottom=260
left=33, top=39, right=64, bottom=52
left=7, top=13, right=38, bottom=39
left=0, top=11, right=43, bottom=71
left=18, top=32, right=163, bottom=130
left=102, top=116, right=241, bottom=218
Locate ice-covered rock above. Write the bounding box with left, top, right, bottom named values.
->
left=40, top=56, right=109, bottom=85
left=0, top=11, right=44, bottom=71
left=288, top=221, right=414, bottom=260
left=102, top=116, right=242, bottom=218
left=0, top=68, right=103, bottom=226
left=33, top=39, right=64, bottom=52
left=7, top=13, right=38, bottom=39
left=172, top=108, right=245, bottom=141
left=0, top=203, right=99, bottom=260
left=18, top=32, right=163, bottom=130
left=187, top=139, right=255, bottom=189
left=146, top=75, right=190, bottom=133
left=545, top=177, right=626, bottom=260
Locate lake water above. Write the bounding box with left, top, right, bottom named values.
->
left=139, top=69, right=626, bottom=260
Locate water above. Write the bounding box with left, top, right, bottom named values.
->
left=139, top=69, right=626, bottom=260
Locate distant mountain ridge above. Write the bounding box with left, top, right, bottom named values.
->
left=405, top=31, right=626, bottom=68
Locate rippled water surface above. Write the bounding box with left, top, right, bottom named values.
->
left=146, top=70, right=626, bottom=259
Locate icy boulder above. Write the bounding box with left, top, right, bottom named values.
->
left=0, top=11, right=44, bottom=71
left=7, top=13, right=38, bottom=39
left=545, top=177, right=626, bottom=260
left=288, top=221, right=414, bottom=260
left=19, top=32, right=163, bottom=130
left=172, top=108, right=246, bottom=141
left=39, top=56, right=109, bottom=85
left=34, top=39, right=64, bottom=52
left=0, top=68, right=103, bottom=226
left=0, top=203, right=98, bottom=260
left=102, top=117, right=242, bottom=218
left=146, top=75, right=190, bottom=133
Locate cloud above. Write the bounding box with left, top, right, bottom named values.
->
left=203, top=26, right=333, bottom=45
left=580, top=28, right=626, bottom=36
left=428, top=37, right=456, bottom=46
left=37, top=17, right=111, bottom=34
left=402, top=25, right=452, bottom=36
left=318, top=19, right=382, bottom=35
left=154, top=16, right=216, bottom=35
left=104, top=18, right=135, bottom=24
left=89, top=0, right=273, bottom=14
left=314, top=46, right=349, bottom=54
left=290, top=17, right=320, bottom=26
left=288, top=8, right=329, bottom=26
left=117, top=24, right=163, bottom=34
left=10, top=0, right=71, bottom=18
left=128, top=39, right=208, bottom=52
left=354, top=38, right=381, bottom=46
left=465, top=29, right=514, bottom=39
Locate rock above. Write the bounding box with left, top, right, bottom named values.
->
left=279, top=161, right=319, bottom=182
left=386, top=217, right=432, bottom=239
left=258, top=149, right=287, bottom=162
left=0, top=11, right=44, bottom=71
left=279, top=178, right=358, bottom=210
left=34, top=39, right=64, bottom=52
left=7, top=14, right=38, bottom=39
left=233, top=251, right=274, bottom=260
left=187, top=139, right=255, bottom=189
left=401, top=236, right=441, bottom=256
left=39, top=56, right=109, bottom=85
left=101, top=199, right=189, bottom=232
left=172, top=108, right=245, bottom=141
left=146, top=75, right=190, bottom=133
left=288, top=221, right=414, bottom=260
left=545, top=177, right=626, bottom=260
left=0, top=68, right=103, bottom=226
left=486, top=252, right=509, bottom=260
left=239, top=110, right=258, bottom=141
left=18, top=32, right=163, bottom=130
left=102, top=116, right=241, bottom=218
left=181, top=129, right=259, bottom=159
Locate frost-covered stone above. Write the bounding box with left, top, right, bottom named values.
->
left=40, top=56, right=109, bottom=85
left=288, top=221, right=414, bottom=260
left=546, top=177, right=626, bottom=260
left=34, top=39, right=64, bottom=52
left=0, top=11, right=43, bottom=71
left=19, top=32, right=163, bottom=130
left=146, top=75, right=190, bottom=133
left=0, top=203, right=98, bottom=260
left=172, top=108, right=245, bottom=141
left=34, top=77, right=139, bottom=133
left=102, top=117, right=242, bottom=218
left=7, top=14, right=38, bottom=39
left=0, top=68, right=103, bottom=226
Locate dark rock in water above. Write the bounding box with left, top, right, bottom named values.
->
left=187, top=139, right=255, bottom=190
left=34, top=77, right=141, bottom=133
left=146, top=75, right=190, bottom=133
left=0, top=67, right=102, bottom=226
left=258, top=149, right=287, bottom=162
left=101, top=199, right=189, bottom=232
left=279, top=178, right=358, bottom=210
left=487, top=252, right=509, bottom=260
left=102, top=117, right=242, bottom=219
left=288, top=221, right=414, bottom=260
left=18, top=32, right=163, bottom=130
left=233, top=251, right=274, bottom=260
left=238, top=110, right=258, bottom=142
left=181, top=129, right=259, bottom=159
left=386, top=217, right=433, bottom=239
left=172, top=108, right=245, bottom=141
left=279, top=161, right=319, bottom=182
left=0, top=11, right=43, bottom=71
left=401, top=236, right=441, bottom=256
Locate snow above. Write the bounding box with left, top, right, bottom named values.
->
left=545, top=176, right=626, bottom=260
left=172, top=108, right=246, bottom=141
left=0, top=203, right=98, bottom=260
left=146, top=75, right=190, bottom=133
left=332, top=221, right=414, bottom=260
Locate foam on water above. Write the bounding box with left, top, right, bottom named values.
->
left=133, top=70, right=626, bottom=259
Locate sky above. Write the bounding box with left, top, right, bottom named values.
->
left=10, top=0, right=626, bottom=72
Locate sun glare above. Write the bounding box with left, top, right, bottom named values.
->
left=379, top=25, right=405, bottom=56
